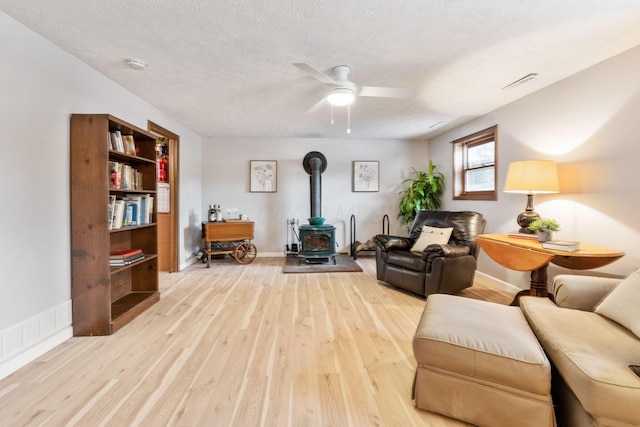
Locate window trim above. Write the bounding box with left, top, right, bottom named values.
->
left=452, top=125, right=498, bottom=201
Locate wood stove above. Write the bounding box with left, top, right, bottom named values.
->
left=298, top=152, right=337, bottom=264
left=298, top=224, right=336, bottom=264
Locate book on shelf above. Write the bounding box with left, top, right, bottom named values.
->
left=122, top=134, right=137, bottom=155
left=109, top=161, right=121, bottom=189
left=109, top=194, right=153, bottom=229
left=542, top=240, right=580, bottom=252
left=124, top=194, right=154, bottom=225
left=122, top=164, right=133, bottom=190
left=110, top=253, right=145, bottom=266
left=110, top=248, right=143, bottom=258
left=108, top=195, right=116, bottom=229
left=508, top=232, right=539, bottom=240
left=110, top=200, right=125, bottom=230
left=123, top=196, right=140, bottom=226
left=110, top=130, right=125, bottom=153
left=108, top=162, right=143, bottom=190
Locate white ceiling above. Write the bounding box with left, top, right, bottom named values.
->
left=3, top=1, right=640, bottom=140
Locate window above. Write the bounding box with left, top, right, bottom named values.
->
left=452, top=125, right=498, bottom=200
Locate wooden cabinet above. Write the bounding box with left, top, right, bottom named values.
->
left=70, top=114, right=160, bottom=336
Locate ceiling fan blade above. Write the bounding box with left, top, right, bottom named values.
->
left=359, top=86, right=415, bottom=99
left=293, top=63, right=338, bottom=85
left=306, top=97, right=328, bottom=114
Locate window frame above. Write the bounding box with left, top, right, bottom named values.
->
left=452, top=125, right=498, bottom=201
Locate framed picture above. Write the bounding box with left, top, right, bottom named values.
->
left=250, top=160, right=277, bottom=192
left=352, top=161, right=379, bottom=192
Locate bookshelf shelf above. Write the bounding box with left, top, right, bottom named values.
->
left=109, top=223, right=158, bottom=233
left=71, top=114, right=160, bottom=336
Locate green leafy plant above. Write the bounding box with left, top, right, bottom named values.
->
left=527, top=218, right=560, bottom=233
left=398, top=161, right=445, bottom=227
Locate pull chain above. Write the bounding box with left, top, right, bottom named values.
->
left=347, top=104, right=351, bottom=134
left=330, top=104, right=334, bottom=125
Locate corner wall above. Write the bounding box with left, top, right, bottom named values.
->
left=0, top=11, right=203, bottom=379
left=428, top=45, right=640, bottom=289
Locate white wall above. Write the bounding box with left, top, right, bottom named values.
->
left=0, top=11, right=202, bottom=377
left=202, top=137, right=429, bottom=254
left=3, top=4, right=639, bottom=379
left=428, top=45, right=640, bottom=289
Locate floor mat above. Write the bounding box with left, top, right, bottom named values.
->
left=283, top=254, right=363, bottom=273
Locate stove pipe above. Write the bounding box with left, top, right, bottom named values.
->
left=310, top=157, right=322, bottom=218
left=303, top=151, right=328, bottom=221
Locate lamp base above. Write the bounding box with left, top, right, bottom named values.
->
left=517, top=211, right=539, bottom=234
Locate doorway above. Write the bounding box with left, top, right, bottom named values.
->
left=148, top=121, right=179, bottom=272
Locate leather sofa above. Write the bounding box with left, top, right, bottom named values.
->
left=374, top=210, right=485, bottom=297
left=520, top=274, right=640, bottom=426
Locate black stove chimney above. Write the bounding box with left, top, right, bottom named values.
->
left=303, top=151, right=327, bottom=223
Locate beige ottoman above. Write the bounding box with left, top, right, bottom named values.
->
left=413, top=294, right=555, bottom=427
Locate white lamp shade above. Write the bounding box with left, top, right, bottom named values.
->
left=504, top=160, right=559, bottom=194
left=327, top=87, right=355, bottom=106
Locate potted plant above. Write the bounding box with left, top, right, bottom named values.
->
left=398, top=160, right=445, bottom=228
left=527, top=218, right=560, bottom=242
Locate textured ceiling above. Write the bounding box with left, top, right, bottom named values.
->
left=2, top=1, right=640, bottom=140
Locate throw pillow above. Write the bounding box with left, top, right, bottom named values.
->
left=595, top=268, right=640, bottom=338
left=410, top=225, right=453, bottom=254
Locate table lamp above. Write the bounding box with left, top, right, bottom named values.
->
left=504, top=160, right=559, bottom=233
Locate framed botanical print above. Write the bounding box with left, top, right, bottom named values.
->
left=250, top=160, right=277, bottom=192
left=352, top=160, right=379, bottom=192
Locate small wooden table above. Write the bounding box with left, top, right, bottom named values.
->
left=476, top=234, right=624, bottom=303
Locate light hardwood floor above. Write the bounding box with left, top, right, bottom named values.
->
left=0, top=256, right=513, bottom=426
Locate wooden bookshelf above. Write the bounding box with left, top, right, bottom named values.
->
left=70, top=114, right=159, bottom=336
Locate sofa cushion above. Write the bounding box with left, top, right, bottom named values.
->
left=552, top=274, right=621, bottom=311
left=386, top=250, right=426, bottom=271
left=410, top=225, right=453, bottom=253
left=595, top=268, right=640, bottom=339
left=520, top=296, right=640, bottom=425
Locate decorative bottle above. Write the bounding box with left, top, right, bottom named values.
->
left=208, top=204, right=216, bottom=222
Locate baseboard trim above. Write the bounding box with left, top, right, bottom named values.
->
left=475, top=271, right=522, bottom=294
left=0, top=326, right=72, bottom=381
left=0, top=299, right=72, bottom=380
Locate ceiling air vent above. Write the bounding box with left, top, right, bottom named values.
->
left=502, top=73, right=539, bottom=90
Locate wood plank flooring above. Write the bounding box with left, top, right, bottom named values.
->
left=0, top=257, right=514, bottom=426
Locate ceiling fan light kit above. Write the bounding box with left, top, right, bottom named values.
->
left=293, top=62, right=414, bottom=134
left=327, top=87, right=355, bottom=106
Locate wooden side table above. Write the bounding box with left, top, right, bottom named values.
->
left=476, top=234, right=624, bottom=304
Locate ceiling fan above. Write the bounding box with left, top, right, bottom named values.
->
left=293, top=63, right=415, bottom=114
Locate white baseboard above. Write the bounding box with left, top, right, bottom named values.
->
left=0, top=300, right=73, bottom=381
left=475, top=271, right=522, bottom=294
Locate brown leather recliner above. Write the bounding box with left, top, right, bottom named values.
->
left=374, top=210, right=486, bottom=297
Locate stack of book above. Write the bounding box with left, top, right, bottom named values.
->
left=541, top=240, right=580, bottom=252
left=508, top=232, right=539, bottom=240
left=110, top=248, right=144, bottom=267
